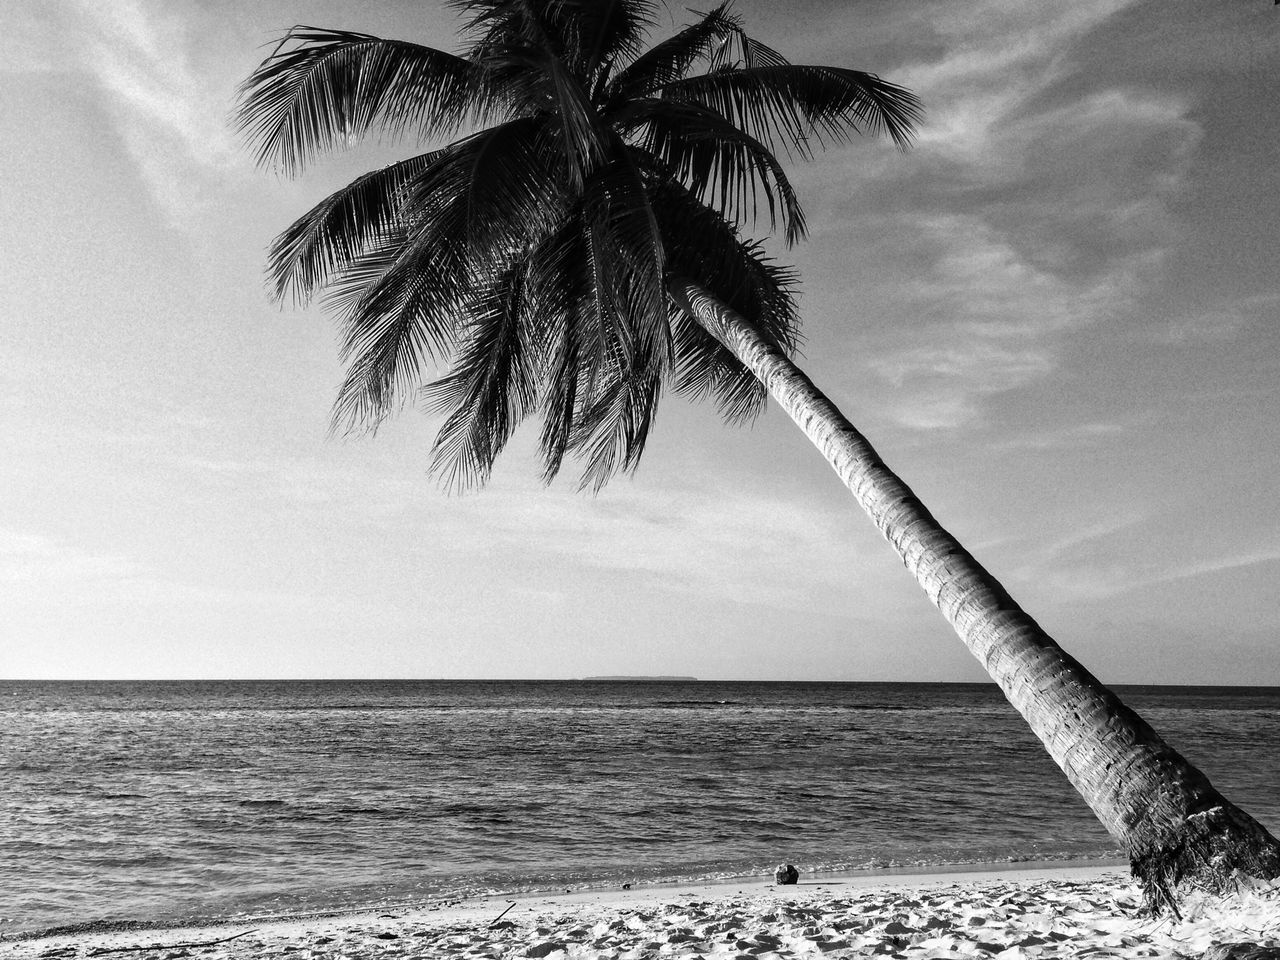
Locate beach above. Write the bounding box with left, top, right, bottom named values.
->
left=9, top=864, right=1280, bottom=960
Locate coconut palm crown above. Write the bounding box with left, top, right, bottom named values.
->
left=238, top=0, right=920, bottom=490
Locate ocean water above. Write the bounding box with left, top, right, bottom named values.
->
left=2, top=680, right=1277, bottom=935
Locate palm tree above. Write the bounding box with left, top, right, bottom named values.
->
left=238, top=0, right=1279, bottom=913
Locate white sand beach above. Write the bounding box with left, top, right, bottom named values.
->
left=9, top=863, right=1280, bottom=960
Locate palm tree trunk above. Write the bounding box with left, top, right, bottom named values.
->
left=670, top=278, right=1280, bottom=915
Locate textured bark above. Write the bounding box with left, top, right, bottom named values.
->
left=671, top=278, right=1280, bottom=914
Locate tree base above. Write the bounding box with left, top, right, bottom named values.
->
left=1131, top=804, right=1280, bottom=917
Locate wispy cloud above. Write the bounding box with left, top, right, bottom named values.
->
left=1156, top=293, right=1280, bottom=346
left=997, top=500, right=1280, bottom=602
left=988, top=421, right=1127, bottom=453
left=808, top=0, right=1201, bottom=433
left=1025, top=543, right=1280, bottom=603
left=163, top=438, right=908, bottom=614
left=408, top=475, right=902, bottom=614
left=68, top=0, right=238, bottom=223
left=1146, top=547, right=1280, bottom=590
left=166, top=451, right=419, bottom=514
left=0, top=525, right=384, bottom=621
left=855, top=215, right=1140, bottom=430
left=0, top=528, right=144, bottom=585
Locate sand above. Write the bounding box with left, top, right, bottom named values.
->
left=7, top=863, right=1280, bottom=960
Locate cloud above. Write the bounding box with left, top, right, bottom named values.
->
left=988, top=421, right=1126, bottom=452
left=1027, top=544, right=1280, bottom=604
left=68, top=0, right=239, bottom=222
left=865, top=337, right=1055, bottom=432
left=155, top=433, right=908, bottom=616
left=166, top=451, right=418, bottom=512
left=1030, top=509, right=1150, bottom=565
left=806, top=0, right=1202, bottom=434
left=900, top=0, right=1144, bottom=156
left=1148, top=547, right=1280, bottom=590
left=1156, top=293, right=1280, bottom=346
left=998, top=502, right=1280, bottom=602
left=409, top=474, right=902, bottom=614
left=990, top=509, right=1152, bottom=602
left=0, top=528, right=144, bottom=585
left=853, top=215, right=1140, bottom=430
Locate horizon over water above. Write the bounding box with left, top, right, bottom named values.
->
left=18, top=676, right=1280, bottom=684
left=3, top=679, right=1278, bottom=937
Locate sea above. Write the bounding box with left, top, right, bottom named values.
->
left=2, top=680, right=1278, bottom=936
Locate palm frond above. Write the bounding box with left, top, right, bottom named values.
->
left=517, top=151, right=671, bottom=489
left=530, top=240, right=588, bottom=482
left=237, top=27, right=482, bottom=174
left=651, top=181, right=800, bottom=423
left=569, top=343, right=662, bottom=492
left=657, top=64, right=923, bottom=156
left=453, top=1, right=613, bottom=183
left=553, top=0, right=660, bottom=80
left=568, top=229, right=666, bottom=489
left=424, top=261, right=538, bottom=491
left=402, top=116, right=565, bottom=262
left=537, top=318, right=582, bottom=482
left=604, top=1, right=737, bottom=103
left=268, top=153, right=436, bottom=305
left=624, top=100, right=806, bottom=244
left=544, top=51, right=613, bottom=186
left=327, top=116, right=567, bottom=434
left=489, top=213, right=592, bottom=484
left=326, top=228, right=467, bottom=434
left=576, top=147, right=670, bottom=378
left=454, top=0, right=656, bottom=75
left=707, top=20, right=789, bottom=72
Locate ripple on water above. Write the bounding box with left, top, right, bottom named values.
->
left=1, top=679, right=1275, bottom=933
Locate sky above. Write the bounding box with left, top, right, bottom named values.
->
left=3, top=0, right=1278, bottom=683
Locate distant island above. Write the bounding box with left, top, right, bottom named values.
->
left=580, top=676, right=699, bottom=682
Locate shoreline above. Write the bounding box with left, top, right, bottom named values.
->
left=5, top=856, right=1128, bottom=942
left=8, top=860, right=1278, bottom=959
left=4, top=854, right=1127, bottom=940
